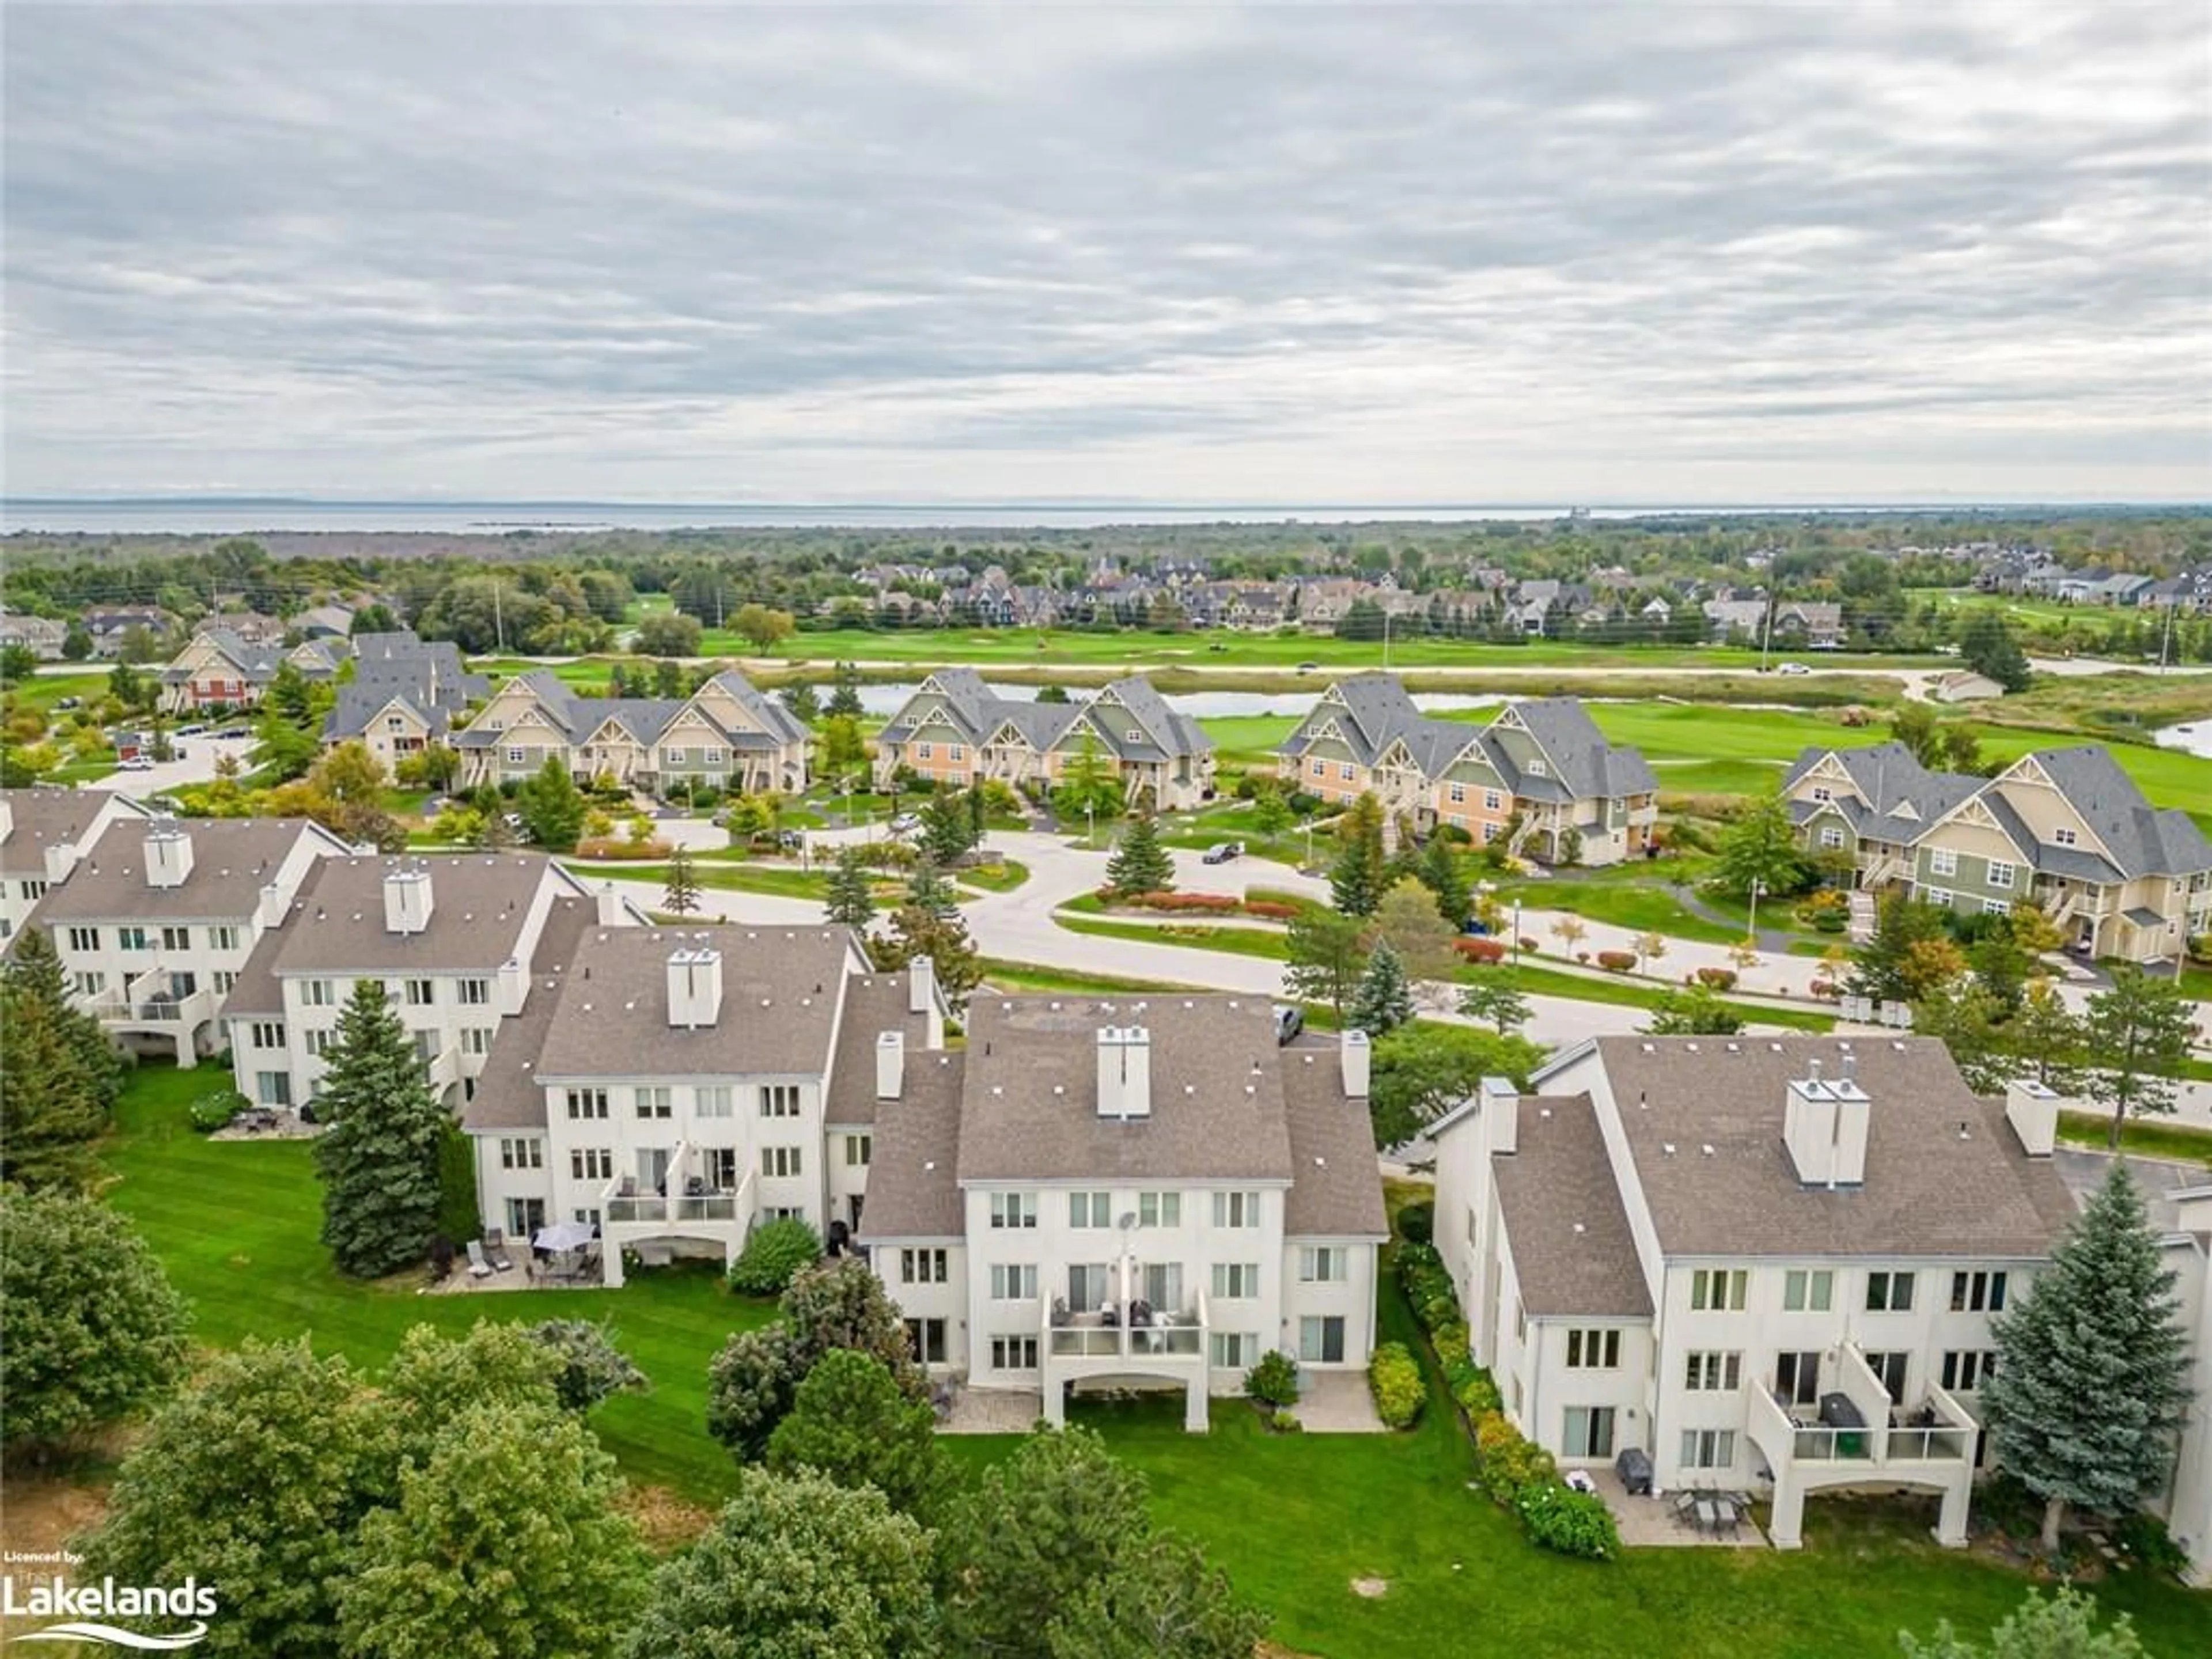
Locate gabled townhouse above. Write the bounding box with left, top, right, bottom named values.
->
left=463, top=926, right=945, bottom=1281
left=222, top=853, right=630, bottom=1113
left=0, top=613, right=69, bottom=660
left=84, top=607, right=177, bottom=658
left=0, top=787, right=149, bottom=942
left=201, top=611, right=286, bottom=647
left=1783, top=743, right=2212, bottom=961
left=291, top=604, right=357, bottom=639
left=863, top=998, right=1386, bottom=1430
left=1702, top=597, right=1770, bottom=643
left=873, top=670, right=1214, bottom=809
left=1276, top=675, right=1658, bottom=864
left=160, top=628, right=282, bottom=712
left=452, top=667, right=808, bottom=796
left=28, top=815, right=353, bottom=1066
left=1431, top=1035, right=2079, bottom=1548
left=1771, top=601, right=1845, bottom=649
left=320, top=635, right=487, bottom=766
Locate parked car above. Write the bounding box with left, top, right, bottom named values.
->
left=214, top=727, right=249, bottom=740
left=1295, top=661, right=1320, bottom=673
left=176, top=723, right=208, bottom=737
left=118, top=756, right=154, bottom=771
left=1777, top=661, right=1811, bottom=677
left=1272, top=1004, right=1304, bottom=1045
left=888, top=812, right=921, bottom=834
left=55, top=696, right=80, bottom=711
left=1202, top=841, right=1244, bottom=865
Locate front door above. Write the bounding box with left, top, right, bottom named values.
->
left=1776, top=1351, right=1821, bottom=1408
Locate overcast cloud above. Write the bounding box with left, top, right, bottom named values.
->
left=5, top=3, right=2208, bottom=503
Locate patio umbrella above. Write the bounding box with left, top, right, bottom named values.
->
left=533, top=1219, right=596, bottom=1252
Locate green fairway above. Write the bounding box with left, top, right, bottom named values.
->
left=585, top=860, right=832, bottom=903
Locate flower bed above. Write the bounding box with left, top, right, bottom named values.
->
left=1453, top=937, right=1506, bottom=964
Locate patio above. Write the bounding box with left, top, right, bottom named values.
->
left=1296, top=1371, right=1388, bottom=1433
left=938, top=1385, right=1044, bottom=1434
left=1586, top=1471, right=1765, bottom=1549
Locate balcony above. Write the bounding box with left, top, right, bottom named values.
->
left=1043, top=1306, right=1208, bottom=1362
left=596, top=1143, right=755, bottom=1286
left=1038, top=1283, right=1214, bottom=1433
left=91, top=974, right=219, bottom=1067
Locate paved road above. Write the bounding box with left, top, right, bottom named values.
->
left=105, top=740, right=234, bottom=801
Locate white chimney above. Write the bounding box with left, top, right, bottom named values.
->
left=876, top=1029, right=906, bottom=1101
left=1096, top=1025, right=1152, bottom=1120
left=1340, top=1027, right=1372, bottom=1099
left=2005, top=1080, right=2059, bottom=1158
left=1785, top=1058, right=1867, bottom=1188
left=1828, top=1074, right=1870, bottom=1187
left=0, top=798, right=12, bottom=841
left=382, top=864, right=434, bottom=935
left=258, top=881, right=287, bottom=928
left=596, top=881, right=624, bottom=927
left=1484, top=1075, right=1520, bottom=1156
left=497, top=956, right=527, bottom=1016
left=908, top=954, right=935, bottom=1015
left=667, top=946, right=723, bottom=1029
left=144, top=824, right=194, bottom=889
left=43, top=840, right=78, bottom=885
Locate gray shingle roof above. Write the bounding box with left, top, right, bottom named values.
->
left=456, top=895, right=599, bottom=1132
left=1585, top=1036, right=2077, bottom=1259
left=0, top=787, right=147, bottom=863
left=2023, top=747, right=2212, bottom=878
left=1280, top=1046, right=1391, bottom=1238
left=853, top=1051, right=968, bottom=1237
left=32, top=818, right=346, bottom=923
left=1493, top=1093, right=1653, bottom=1318
left=823, top=973, right=938, bottom=1127
left=532, top=925, right=861, bottom=1081
left=253, top=854, right=588, bottom=975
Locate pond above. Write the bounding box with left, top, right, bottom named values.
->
left=2154, top=719, right=2212, bottom=760
left=850, top=681, right=1503, bottom=721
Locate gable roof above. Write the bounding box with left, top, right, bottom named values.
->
left=1492, top=1093, right=1653, bottom=1319
left=0, top=787, right=149, bottom=862
left=32, top=817, right=347, bottom=923
left=2006, top=747, right=2212, bottom=879
left=241, top=853, right=588, bottom=976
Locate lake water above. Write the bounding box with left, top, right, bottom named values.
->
left=2154, top=720, right=2212, bottom=760
left=851, top=682, right=1500, bottom=721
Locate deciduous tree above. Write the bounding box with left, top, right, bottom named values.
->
left=1282, top=907, right=1368, bottom=1018
left=2081, top=967, right=2197, bottom=1148
left=1709, top=793, right=1810, bottom=901
left=1643, top=983, right=1746, bottom=1037
left=1373, top=877, right=1459, bottom=986
left=733, top=603, right=797, bottom=653
left=516, top=755, right=588, bottom=851
left=1900, top=1589, right=2143, bottom=1659
left=869, top=904, right=982, bottom=1012
left=1368, top=1024, right=1546, bottom=1149
left=1457, top=972, right=1532, bottom=1036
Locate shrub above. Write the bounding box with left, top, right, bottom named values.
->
left=1432, top=1320, right=1470, bottom=1362
left=1268, top=1409, right=1304, bottom=1434
left=1595, top=950, right=1635, bottom=972
left=572, top=836, right=673, bottom=861
left=1243, top=1349, right=1300, bottom=1409
left=1243, top=900, right=1300, bottom=921
left=1517, top=936, right=1537, bottom=953
left=1475, top=1410, right=1558, bottom=1507
left=1808, top=978, right=1839, bottom=1000
left=726, top=1218, right=823, bottom=1296
left=1396, top=1201, right=1434, bottom=1244
left=1454, top=1370, right=1502, bottom=1419
left=1693, top=967, right=1738, bottom=991
left=188, top=1089, right=248, bottom=1133
left=2187, top=933, right=2212, bottom=966
left=1518, top=1481, right=1620, bottom=1559
left=1575, top=950, right=1592, bottom=964
left=2116, top=1509, right=2190, bottom=1577
left=1442, top=1352, right=1480, bottom=1393
left=1368, top=1342, right=1424, bottom=1429
left=1453, top=937, right=1506, bottom=964
left=1129, top=891, right=1240, bottom=914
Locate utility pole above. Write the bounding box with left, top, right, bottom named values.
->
left=1759, top=591, right=1775, bottom=674
left=2158, top=600, right=2175, bottom=670
left=493, top=582, right=505, bottom=653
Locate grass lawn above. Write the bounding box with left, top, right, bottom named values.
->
left=585, top=861, right=834, bottom=902
left=956, top=859, right=1030, bottom=893
left=3, top=667, right=109, bottom=718
left=2056, top=1109, right=2212, bottom=1168
left=1484, top=858, right=1751, bottom=948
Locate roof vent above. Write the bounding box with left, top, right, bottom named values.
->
left=1661, top=1142, right=1676, bottom=1155
left=1639, top=1041, right=1654, bottom=1053
left=1701, top=1143, right=1715, bottom=1156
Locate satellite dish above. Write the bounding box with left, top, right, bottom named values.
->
left=1118, top=1212, right=1138, bottom=1233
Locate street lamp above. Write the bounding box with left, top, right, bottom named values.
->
left=1747, top=877, right=1767, bottom=940
left=1513, top=899, right=1524, bottom=965
left=1303, top=816, right=1316, bottom=873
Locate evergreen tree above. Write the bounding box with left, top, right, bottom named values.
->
left=765, top=1348, right=952, bottom=1523
left=780, top=680, right=821, bottom=724
left=1983, top=1165, right=2190, bottom=1551
left=1046, top=1535, right=1270, bottom=1659
left=1957, top=612, right=2035, bottom=695
left=1347, top=940, right=1414, bottom=1036
left=1052, top=733, right=1123, bottom=825
left=1416, top=835, right=1471, bottom=927
left=1105, top=812, right=1175, bottom=897
left=823, top=846, right=878, bottom=930
left=1329, top=793, right=1387, bottom=916
left=1900, top=1588, right=2144, bottom=1659
left=0, top=926, right=126, bottom=1191
left=2081, top=967, right=2196, bottom=1148
left=906, top=858, right=959, bottom=919
left=826, top=661, right=865, bottom=719
left=662, top=845, right=701, bottom=915
left=1710, top=792, right=1810, bottom=900
left=920, top=787, right=976, bottom=865
left=2005, top=980, right=2089, bottom=1094
left=313, top=979, right=448, bottom=1277
left=1282, top=907, right=1369, bottom=1018
left=516, top=755, right=587, bottom=851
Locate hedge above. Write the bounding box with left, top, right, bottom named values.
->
left=1396, top=1200, right=1434, bottom=1244
left=1595, top=950, right=1636, bottom=972
left=573, top=836, right=676, bottom=861
left=1693, top=967, right=1737, bottom=991
left=1368, top=1342, right=1424, bottom=1429
left=1243, top=900, right=1301, bottom=921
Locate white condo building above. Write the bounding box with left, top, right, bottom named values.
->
left=0, top=787, right=150, bottom=944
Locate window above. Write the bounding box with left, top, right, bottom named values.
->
left=1448, top=783, right=1466, bottom=804
left=990, top=1264, right=1038, bottom=1300
left=211, top=971, right=236, bottom=994
left=636, top=1086, right=673, bottom=1119
left=400, top=978, right=433, bottom=1007
left=2052, top=827, right=2078, bottom=847
left=457, top=978, right=491, bottom=1005
left=763, top=1205, right=804, bottom=1223
left=989, top=1192, right=1037, bottom=1229
left=461, top=1027, right=494, bottom=1055
left=1929, top=847, right=1958, bottom=877
left=65, top=927, right=99, bottom=952
left=1563, top=1406, right=1616, bottom=1459
left=1566, top=1329, right=1621, bottom=1369
left=1298, top=1316, right=1346, bottom=1363
left=1339, top=763, right=1354, bottom=782
left=1525, top=757, right=1547, bottom=778
left=1138, top=1191, right=1180, bottom=1228
left=1775, top=1351, right=1821, bottom=1407
left=916, top=742, right=933, bottom=760
left=1942, top=1351, right=1998, bottom=1391
left=1484, top=789, right=1503, bottom=812
left=1810, top=786, right=1832, bottom=803
left=303, top=1028, right=332, bottom=1057
left=507, top=1196, right=547, bottom=1238
left=1210, top=1262, right=1260, bottom=1299
left=1987, top=861, right=2015, bottom=891
left=499, top=1137, right=543, bottom=1171
left=1782, top=1269, right=1834, bottom=1312
left=251, top=1021, right=286, bottom=1048
left=1299, top=1247, right=1348, bottom=1283
left=565, top=1088, right=608, bottom=1120
left=72, top=971, right=107, bottom=998
left=1820, top=827, right=1844, bottom=850
left=1685, top=1351, right=1741, bottom=1392
left=1926, top=888, right=1954, bottom=908
left=905, top=1318, right=948, bottom=1365
left=571, top=1147, right=613, bottom=1181
left=760, top=1146, right=803, bottom=1179
left=573, top=1207, right=601, bottom=1229
left=161, top=926, right=191, bottom=951
left=901, top=1248, right=949, bottom=1284
left=506, top=745, right=525, bottom=764
left=1069, top=1191, right=1111, bottom=1228
left=1067, top=1263, right=1113, bottom=1308
left=1211, top=1191, right=1260, bottom=1229
left=256, top=1071, right=292, bottom=1107
left=1209, top=1332, right=1257, bottom=1368
left=20, top=878, right=47, bottom=901
left=1863, top=1350, right=1910, bottom=1404
left=304, top=979, right=335, bottom=1006
left=695, top=1085, right=733, bottom=1118
left=1143, top=1263, right=1183, bottom=1308
left=703, top=748, right=723, bottom=767
left=1950, top=1270, right=2008, bottom=1313
left=1309, top=759, right=1325, bottom=778
left=990, top=1336, right=1038, bottom=1370
left=1984, top=898, right=2010, bottom=917
left=1690, top=1269, right=1748, bottom=1312
left=759, top=1084, right=801, bottom=1118
left=118, top=926, right=150, bottom=951
left=1866, top=1271, right=1916, bottom=1312
left=1679, top=1429, right=1736, bottom=1470
left=946, top=744, right=963, bottom=764
left=210, top=925, right=241, bottom=951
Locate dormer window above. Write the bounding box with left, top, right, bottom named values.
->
left=2052, top=827, right=2078, bottom=847
left=1526, top=759, right=1547, bottom=777
left=1126, top=729, right=1143, bottom=742
left=1810, top=787, right=1831, bottom=803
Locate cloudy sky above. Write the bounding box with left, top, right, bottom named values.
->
left=5, top=3, right=2207, bottom=505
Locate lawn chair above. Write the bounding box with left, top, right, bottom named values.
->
left=482, top=1229, right=516, bottom=1272
left=464, top=1240, right=495, bottom=1279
